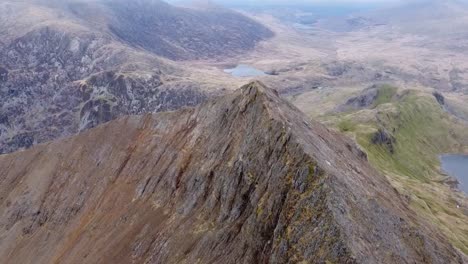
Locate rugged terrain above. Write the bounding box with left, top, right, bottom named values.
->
left=1, top=1, right=468, bottom=262
left=0, top=82, right=465, bottom=263
left=0, top=0, right=272, bottom=154
left=292, top=84, right=468, bottom=254
left=210, top=0, right=468, bottom=96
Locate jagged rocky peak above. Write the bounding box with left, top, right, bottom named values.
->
left=0, top=82, right=464, bottom=263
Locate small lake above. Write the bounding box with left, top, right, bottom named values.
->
left=292, top=23, right=316, bottom=31
left=224, top=64, right=267, bottom=78
left=441, top=154, right=468, bottom=193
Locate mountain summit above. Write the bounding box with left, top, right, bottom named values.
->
left=0, top=82, right=464, bottom=263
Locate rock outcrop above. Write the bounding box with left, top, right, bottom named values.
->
left=0, top=82, right=464, bottom=263
left=433, top=91, right=445, bottom=106
left=336, top=84, right=397, bottom=112
left=371, top=128, right=396, bottom=154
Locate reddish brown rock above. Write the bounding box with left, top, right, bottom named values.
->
left=0, top=82, right=464, bottom=263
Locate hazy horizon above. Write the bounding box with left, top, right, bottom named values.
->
left=169, top=0, right=406, bottom=7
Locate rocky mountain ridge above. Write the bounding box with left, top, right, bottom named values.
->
left=0, top=82, right=464, bottom=263
left=0, top=0, right=272, bottom=154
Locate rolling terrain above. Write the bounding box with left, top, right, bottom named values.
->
left=209, top=0, right=468, bottom=96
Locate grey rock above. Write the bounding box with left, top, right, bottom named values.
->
left=371, top=128, right=396, bottom=154
left=433, top=91, right=445, bottom=106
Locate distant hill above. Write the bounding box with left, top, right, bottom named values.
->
left=0, top=0, right=273, bottom=154
left=104, top=0, right=273, bottom=60
left=365, top=0, right=468, bottom=36
left=315, top=0, right=468, bottom=36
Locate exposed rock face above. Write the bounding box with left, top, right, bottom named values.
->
left=336, top=84, right=397, bottom=113
left=0, top=82, right=464, bottom=264
left=371, top=128, right=396, bottom=154
left=76, top=71, right=207, bottom=131
left=0, top=44, right=208, bottom=153
left=341, top=87, right=379, bottom=110
left=0, top=0, right=273, bottom=154
left=433, top=91, right=445, bottom=106
left=336, top=84, right=382, bottom=113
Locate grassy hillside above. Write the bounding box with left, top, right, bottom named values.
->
left=320, top=86, right=468, bottom=254
left=372, top=84, right=398, bottom=108
left=357, top=91, right=468, bottom=181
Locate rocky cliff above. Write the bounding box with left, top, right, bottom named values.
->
left=0, top=0, right=272, bottom=154
left=0, top=82, right=464, bottom=263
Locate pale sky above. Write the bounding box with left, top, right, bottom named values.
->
left=204, top=0, right=404, bottom=4
left=167, top=0, right=409, bottom=8
left=219, top=0, right=400, bottom=2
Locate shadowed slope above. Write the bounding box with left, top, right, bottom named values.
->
left=104, top=0, right=274, bottom=60
left=0, top=82, right=464, bottom=263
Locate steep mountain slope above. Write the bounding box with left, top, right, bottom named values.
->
left=0, top=0, right=272, bottom=154
left=104, top=0, right=274, bottom=60
left=319, top=85, right=468, bottom=254
left=0, top=82, right=464, bottom=263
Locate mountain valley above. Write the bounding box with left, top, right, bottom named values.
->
left=0, top=0, right=272, bottom=154
left=1, top=0, right=468, bottom=263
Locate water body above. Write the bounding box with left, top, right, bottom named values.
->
left=292, top=23, right=315, bottom=31
left=224, top=64, right=267, bottom=78
left=441, top=154, right=468, bottom=193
